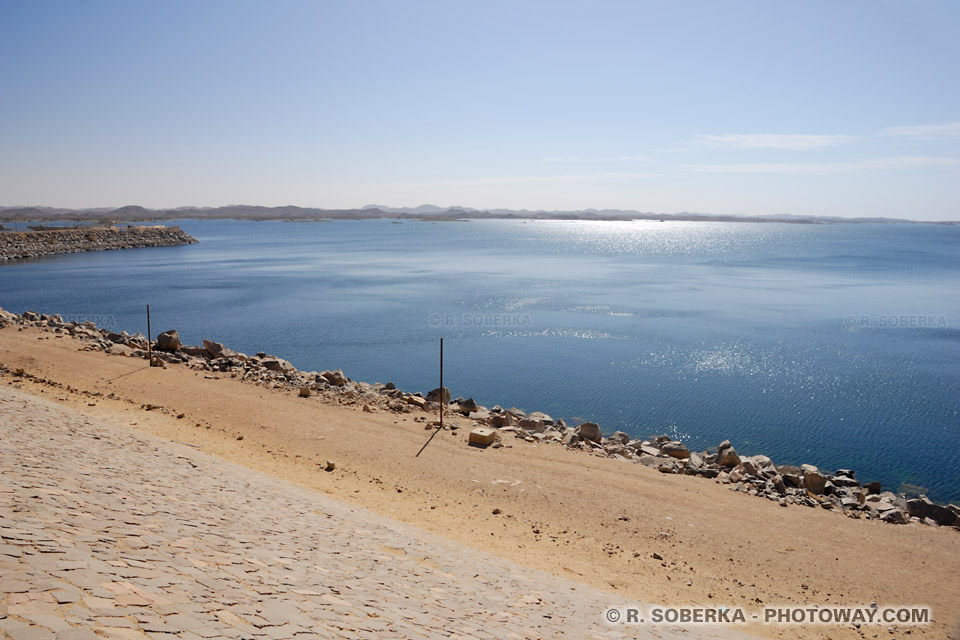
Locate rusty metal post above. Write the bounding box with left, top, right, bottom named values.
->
left=415, top=337, right=445, bottom=458
left=146, top=304, right=152, bottom=366
left=439, top=337, right=443, bottom=431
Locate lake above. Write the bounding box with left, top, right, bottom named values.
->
left=2, top=218, right=958, bottom=502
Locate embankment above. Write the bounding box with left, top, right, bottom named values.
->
left=0, top=225, right=197, bottom=260
left=1, top=312, right=959, bottom=639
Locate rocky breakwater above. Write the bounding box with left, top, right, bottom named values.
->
left=2, top=307, right=957, bottom=532
left=0, top=225, right=197, bottom=260
left=466, top=407, right=959, bottom=530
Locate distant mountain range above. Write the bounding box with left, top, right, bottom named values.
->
left=0, top=204, right=954, bottom=225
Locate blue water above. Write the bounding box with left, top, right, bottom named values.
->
left=2, top=219, right=958, bottom=501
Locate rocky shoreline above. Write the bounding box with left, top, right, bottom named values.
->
left=0, top=225, right=197, bottom=261
left=1, top=307, right=957, bottom=531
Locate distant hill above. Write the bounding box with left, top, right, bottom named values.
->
left=0, top=204, right=953, bottom=225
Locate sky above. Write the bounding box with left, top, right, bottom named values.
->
left=1, top=0, right=958, bottom=220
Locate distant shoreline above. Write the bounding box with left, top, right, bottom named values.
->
left=1, top=204, right=957, bottom=226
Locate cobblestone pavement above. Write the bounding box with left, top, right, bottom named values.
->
left=0, top=386, right=748, bottom=639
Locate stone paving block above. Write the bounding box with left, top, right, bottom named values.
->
left=55, top=627, right=102, bottom=640
left=0, top=386, right=748, bottom=640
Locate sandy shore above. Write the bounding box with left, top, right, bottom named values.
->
left=1, top=323, right=958, bottom=639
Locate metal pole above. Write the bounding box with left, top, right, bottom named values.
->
left=146, top=304, right=152, bottom=365
left=415, top=337, right=445, bottom=458
left=439, top=337, right=443, bottom=431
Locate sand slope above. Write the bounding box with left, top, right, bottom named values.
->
left=1, top=325, right=957, bottom=639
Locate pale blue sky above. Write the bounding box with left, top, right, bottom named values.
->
left=1, top=0, right=958, bottom=219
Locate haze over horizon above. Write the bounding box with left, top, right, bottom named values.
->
left=1, top=1, right=958, bottom=221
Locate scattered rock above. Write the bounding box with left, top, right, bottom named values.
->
left=864, top=481, right=882, bottom=495
left=7, top=307, right=945, bottom=531
left=906, top=496, right=959, bottom=527
left=661, top=441, right=690, bottom=460
left=405, top=395, right=427, bottom=409
left=717, top=441, right=741, bottom=467
left=156, top=330, right=181, bottom=352
left=262, top=357, right=294, bottom=373
left=321, top=369, right=348, bottom=386
left=526, top=411, right=553, bottom=425
left=574, top=422, right=602, bottom=444
left=801, top=464, right=827, bottom=494
left=426, top=387, right=451, bottom=405
left=880, top=508, right=907, bottom=524
left=607, top=431, right=630, bottom=446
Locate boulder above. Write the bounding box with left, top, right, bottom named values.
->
left=864, top=481, right=882, bottom=495
left=426, top=387, right=451, bottom=405
left=733, top=460, right=758, bottom=478
left=298, top=387, right=311, bottom=398
left=607, top=431, right=630, bottom=446
left=656, top=458, right=680, bottom=474
left=880, top=508, right=907, bottom=524
left=106, top=332, right=129, bottom=345
left=743, top=455, right=777, bottom=478
left=321, top=369, right=347, bottom=386
left=831, top=475, right=860, bottom=488
left=661, top=441, right=690, bottom=460
left=906, top=497, right=959, bottom=527
left=840, top=495, right=861, bottom=509
left=801, top=464, right=827, bottom=494
left=639, top=444, right=662, bottom=457
left=490, top=412, right=515, bottom=428
left=202, top=339, right=241, bottom=359
left=717, top=444, right=741, bottom=467
left=518, top=417, right=547, bottom=433
left=772, top=475, right=787, bottom=494
left=468, top=409, right=492, bottom=422
left=782, top=473, right=803, bottom=488
left=574, top=422, right=602, bottom=444
left=156, top=329, right=181, bottom=352
left=527, top=411, right=553, bottom=425
left=459, top=398, right=478, bottom=414
left=405, top=395, right=427, bottom=409
left=262, top=357, right=294, bottom=373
